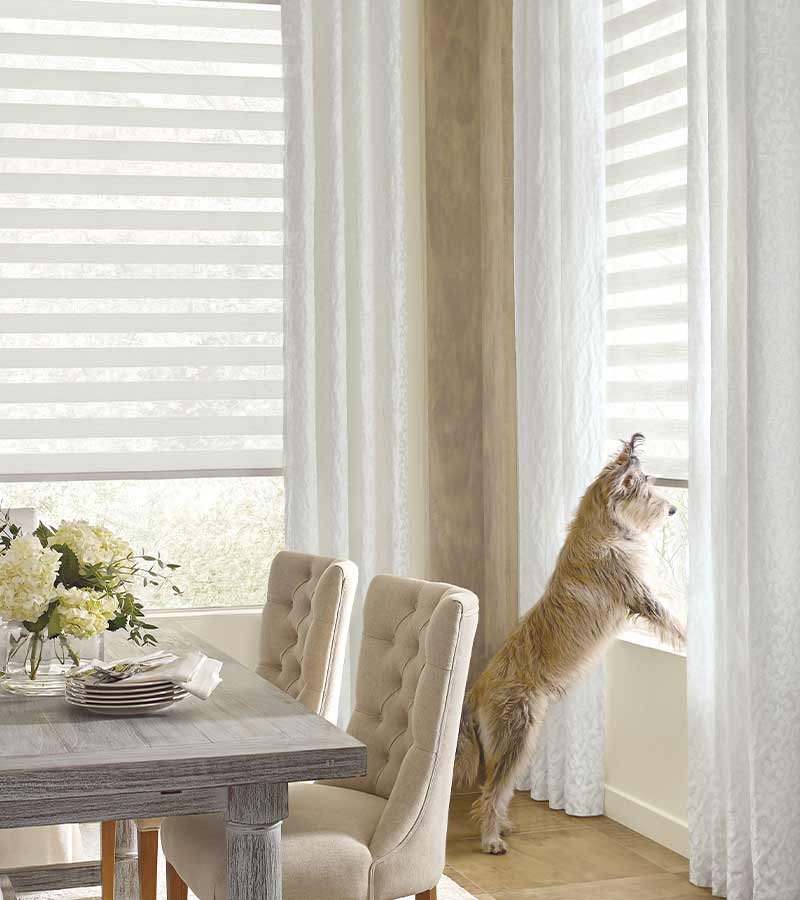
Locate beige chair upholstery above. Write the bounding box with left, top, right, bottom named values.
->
left=161, top=574, right=479, bottom=900
left=127, top=550, right=357, bottom=900
left=256, top=549, right=358, bottom=721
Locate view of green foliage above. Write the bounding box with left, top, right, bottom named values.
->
left=653, top=486, right=689, bottom=620
left=2, top=477, right=285, bottom=610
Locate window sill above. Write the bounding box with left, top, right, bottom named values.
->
left=146, top=605, right=262, bottom=618
left=616, top=627, right=686, bottom=659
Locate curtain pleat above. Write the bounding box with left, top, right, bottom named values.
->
left=513, top=0, right=607, bottom=816
left=282, top=0, right=408, bottom=723
left=687, top=2, right=800, bottom=897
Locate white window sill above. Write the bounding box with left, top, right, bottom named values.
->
left=146, top=605, right=262, bottom=618
left=616, top=627, right=686, bottom=659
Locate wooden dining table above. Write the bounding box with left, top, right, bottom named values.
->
left=0, top=624, right=366, bottom=900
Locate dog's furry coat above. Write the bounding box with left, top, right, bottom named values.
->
left=455, top=435, right=686, bottom=854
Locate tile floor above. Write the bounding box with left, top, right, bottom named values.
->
left=444, top=791, right=711, bottom=900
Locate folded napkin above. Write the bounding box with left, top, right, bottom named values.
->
left=70, top=650, right=223, bottom=700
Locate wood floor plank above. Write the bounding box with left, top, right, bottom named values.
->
left=491, top=872, right=709, bottom=899
left=588, top=817, right=690, bottom=873
left=446, top=829, right=661, bottom=893
left=444, top=794, right=708, bottom=897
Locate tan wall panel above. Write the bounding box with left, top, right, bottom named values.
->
left=424, top=0, right=486, bottom=669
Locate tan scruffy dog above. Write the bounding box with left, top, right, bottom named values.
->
left=455, top=434, right=686, bottom=854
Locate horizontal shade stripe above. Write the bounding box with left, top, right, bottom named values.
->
left=2, top=313, right=282, bottom=333
left=0, top=68, right=282, bottom=99
left=0, top=0, right=281, bottom=32
left=0, top=209, right=283, bottom=231
left=0, top=347, right=283, bottom=367
left=606, top=185, right=685, bottom=221
left=607, top=380, right=687, bottom=402
left=607, top=302, right=687, bottom=329
left=607, top=342, right=688, bottom=366
left=0, top=138, right=284, bottom=164
left=0, top=33, right=283, bottom=65
left=608, top=264, right=686, bottom=292
left=0, top=244, right=283, bottom=265
left=0, top=416, right=282, bottom=439
left=0, top=380, right=282, bottom=403
left=0, top=449, right=283, bottom=477
left=606, top=106, right=686, bottom=150
left=607, top=225, right=686, bottom=257
left=0, top=279, right=283, bottom=298
left=0, top=104, right=282, bottom=131
left=637, top=456, right=687, bottom=480
left=606, top=66, right=686, bottom=113
left=604, top=0, right=685, bottom=42
left=608, top=417, right=687, bottom=441
left=605, top=29, right=687, bottom=77
left=606, top=146, right=686, bottom=185
left=0, top=174, right=282, bottom=197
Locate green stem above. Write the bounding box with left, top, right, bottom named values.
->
left=28, top=631, right=43, bottom=681
left=61, top=636, right=81, bottom=667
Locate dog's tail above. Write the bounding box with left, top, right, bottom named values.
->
left=453, top=702, right=481, bottom=789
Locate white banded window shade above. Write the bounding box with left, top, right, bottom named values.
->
left=0, top=0, right=283, bottom=480
left=603, top=0, right=688, bottom=482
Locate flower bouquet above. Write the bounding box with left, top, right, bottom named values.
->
left=0, top=512, right=180, bottom=696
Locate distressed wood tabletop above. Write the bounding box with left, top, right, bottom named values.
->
left=0, top=623, right=366, bottom=804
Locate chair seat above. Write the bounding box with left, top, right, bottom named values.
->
left=161, top=783, right=387, bottom=900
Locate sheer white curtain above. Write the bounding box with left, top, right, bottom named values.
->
left=687, top=2, right=800, bottom=897
left=281, top=1, right=409, bottom=722
left=513, top=0, right=606, bottom=815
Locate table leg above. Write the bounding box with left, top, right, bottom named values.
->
left=226, top=783, right=288, bottom=900
left=113, top=820, right=138, bottom=900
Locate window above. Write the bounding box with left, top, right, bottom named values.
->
left=0, top=0, right=284, bottom=608
left=603, top=0, right=689, bottom=616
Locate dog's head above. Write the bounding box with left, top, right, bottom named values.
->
left=596, top=433, right=676, bottom=534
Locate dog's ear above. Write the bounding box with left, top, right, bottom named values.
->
left=612, top=433, right=644, bottom=468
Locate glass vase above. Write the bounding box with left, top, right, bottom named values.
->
left=0, top=622, right=102, bottom=697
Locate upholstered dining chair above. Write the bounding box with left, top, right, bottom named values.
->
left=102, top=550, right=358, bottom=900
left=160, top=573, right=479, bottom=900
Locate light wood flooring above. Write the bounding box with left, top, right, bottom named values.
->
left=444, top=791, right=711, bottom=900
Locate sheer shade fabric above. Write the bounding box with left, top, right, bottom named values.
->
left=0, top=0, right=284, bottom=479
left=604, top=0, right=688, bottom=481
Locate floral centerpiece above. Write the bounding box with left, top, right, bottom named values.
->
left=0, top=512, right=180, bottom=695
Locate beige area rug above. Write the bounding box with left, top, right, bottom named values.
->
left=18, top=825, right=477, bottom=900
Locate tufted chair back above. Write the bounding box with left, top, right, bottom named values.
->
left=255, top=550, right=357, bottom=723
left=325, top=575, right=478, bottom=900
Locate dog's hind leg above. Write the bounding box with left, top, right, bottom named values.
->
left=474, top=695, right=545, bottom=854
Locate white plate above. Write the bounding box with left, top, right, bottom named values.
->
left=69, top=684, right=186, bottom=699
left=67, top=689, right=186, bottom=705
left=67, top=679, right=176, bottom=693
left=66, top=691, right=188, bottom=706
left=66, top=697, right=183, bottom=716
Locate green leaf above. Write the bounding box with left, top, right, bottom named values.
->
left=47, top=609, right=63, bottom=638
left=52, top=544, right=81, bottom=588
left=33, top=522, right=54, bottom=547
left=23, top=607, right=51, bottom=634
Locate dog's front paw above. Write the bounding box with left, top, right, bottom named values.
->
left=481, top=836, right=508, bottom=855
left=500, top=821, right=515, bottom=836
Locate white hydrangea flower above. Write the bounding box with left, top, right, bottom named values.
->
left=55, top=585, right=119, bottom=640
left=0, top=535, right=61, bottom=623
left=48, top=520, right=133, bottom=567
left=91, top=523, right=133, bottom=566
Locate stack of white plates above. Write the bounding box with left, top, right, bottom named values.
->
left=65, top=679, right=189, bottom=716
